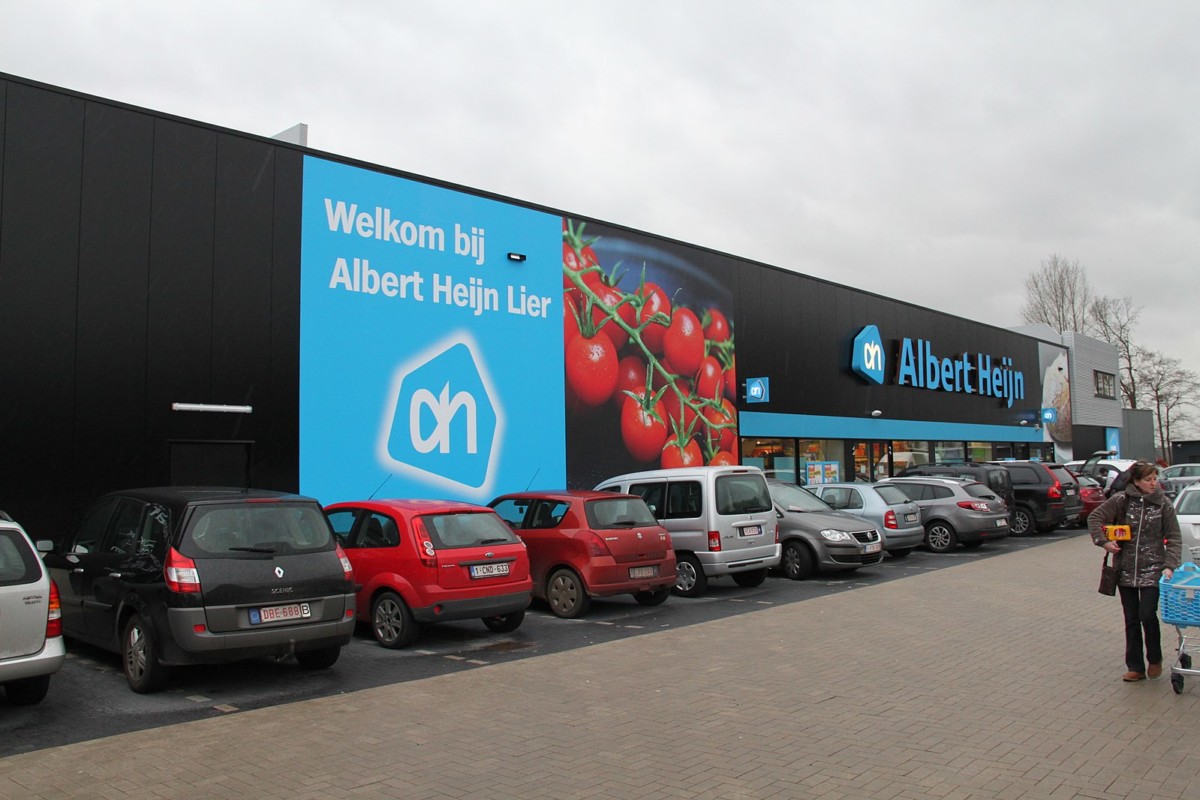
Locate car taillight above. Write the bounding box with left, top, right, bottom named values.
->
left=335, top=542, right=354, bottom=580
left=586, top=532, right=612, bottom=557
left=957, top=500, right=991, bottom=512
left=1047, top=481, right=1062, bottom=500
left=412, top=517, right=437, bottom=568
left=884, top=509, right=898, bottom=529
left=708, top=531, right=722, bottom=551
left=46, top=580, right=62, bottom=638
left=164, top=547, right=202, bottom=593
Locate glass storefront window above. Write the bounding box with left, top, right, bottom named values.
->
left=877, top=441, right=931, bottom=477
left=934, top=441, right=966, bottom=463
left=968, top=442, right=993, bottom=462
left=741, top=438, right=797, bottom=482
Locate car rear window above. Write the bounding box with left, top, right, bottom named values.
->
left=1177, top=491, right=1200, bottom=515
left=421, top=511, right=520, bottom=549
left=0, top=528, right=42, bottom=586
left=1049, top=467, right=1077, bottom=485
left=965, top=484, right=998, bottom=500
left=181, top=503, right=333, bottom=558
left=875, top=485, right=910, bottom=505
left=585, top=497, right=658, bottom=528
left=715, top=474, right=772, bottom=515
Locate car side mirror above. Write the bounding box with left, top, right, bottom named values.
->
left=36, top=539, right=55, bottom=554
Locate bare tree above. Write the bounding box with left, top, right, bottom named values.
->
left=1020, top=254, right=1095, bottom=333
left=1089, top=295, right=1143, bottom=408
left=1135, top=348, right=1200, bottom=458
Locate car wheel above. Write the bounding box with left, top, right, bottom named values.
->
left=296, top=645, right=341, bottom=670
left=732, top=568, right=768, bottom=588
left=781, top=539, right=815, bottom=580
left=3, top=674, right=51, bottom=706
left=633, top=586, right=671, bottom=606
left=672, top=552, right=708, bottom=598
left=546, top=568, right=591, bottom=618
left=924, top=521, right=958, bottom=553
left=123, top=613, right=168, bottom=694
left=372, top=590, right=420, bottom=648
left=482, top=610, right=525, bottom=632
left=1011, top=507, right=1034, bottom=536
left=887, top=548, right=912, bottom=559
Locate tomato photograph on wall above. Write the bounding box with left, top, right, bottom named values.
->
left=562, top=218, right=739, bottom=488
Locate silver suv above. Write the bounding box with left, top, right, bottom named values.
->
left=1, top=516, right=66, bottom=705
left=879, top=477, right=1010, bottom=553
left=595, top=466, right=780, bottom=597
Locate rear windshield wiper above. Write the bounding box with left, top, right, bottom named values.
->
left=478, top=537, right=512, bottom=545
left=226, top=545, right=277, bottom=553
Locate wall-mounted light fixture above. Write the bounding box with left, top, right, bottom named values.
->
left=507, top=252, right=526, bottom=262
left=1019, top=419, right=1029, bottom=426
left=171, top=402, right=253, bottom=414
left=870, top=409, right=883, bottom=417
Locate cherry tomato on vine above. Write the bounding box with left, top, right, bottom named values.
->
left=614, top=355, right=649, bottom=404
left=695, top=355, right=724, bottom=402
left=661, top=437, right=703, bottom=469
left=702, top=398, right=738, bottom=453
left=703, top=307, right=731, bottom=343
left=621, top=395, right=668, bottom=462
left=664, top=307, right=705, bottom=377
left=563, top=242, right=603, bottom=291
left=723, top=358, right=737, bottom=402
left=636, top=282, right=671, bottom=354
left=660, top=376, right=697, bottom=439
left=707, top=450, right=737, bottom=466
left=565, top=331, right=617, bottom=407
left=590, top=284, right=636, bottom=351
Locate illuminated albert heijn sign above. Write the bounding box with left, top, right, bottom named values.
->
left=851, top=325, right=1026, bottom=408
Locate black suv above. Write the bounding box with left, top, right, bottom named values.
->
left=989, top=461, right=1082, bottom=535
left=44, top=487, right=356, bottom=692
left=897, top=463, right=1016, bottom=518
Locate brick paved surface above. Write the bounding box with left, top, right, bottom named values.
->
left=4, top=532, right=1199, bottom=799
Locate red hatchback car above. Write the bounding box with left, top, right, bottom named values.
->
left=325, top=499, right=532, bottom=648
left=488, top=490, right=676, bottom=618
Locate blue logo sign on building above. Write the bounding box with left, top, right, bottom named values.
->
left=1040, top=408, right=1058, bottom=424
left=746, top=377, right=770, bottom=404
left=851, top=325, right=886, bottom=385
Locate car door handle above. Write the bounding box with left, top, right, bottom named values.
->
left=108, top=572, right=123, bottom=580
left=73, top=567, right=85, bottom=574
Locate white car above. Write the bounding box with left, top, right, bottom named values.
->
left=1066, top=457, right=1137, bottom=493
left=1173, top=485, right=1200, bottom=564
left=0, top=515, right=66, bottom=705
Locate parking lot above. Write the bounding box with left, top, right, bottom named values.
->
left=7, top=529, right=1077, bottom=757
left=8, top=527, right=1200, bottom=799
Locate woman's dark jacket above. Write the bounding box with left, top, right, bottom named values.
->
left=1089, top=483, right=1182, bottom=588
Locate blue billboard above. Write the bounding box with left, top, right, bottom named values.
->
left=300, top=157, right=564, bottom=503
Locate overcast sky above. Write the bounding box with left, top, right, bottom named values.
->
left=3, top=2, right=1198, bottom=383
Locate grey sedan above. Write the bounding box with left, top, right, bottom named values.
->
left=806, top=482, right=925, bottom=558
left=879, top=477, right=1010, bottom=553
left=766, top=480, right=884, bottom=580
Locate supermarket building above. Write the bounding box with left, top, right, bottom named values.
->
left=0, top=73, right=1125, bottom=539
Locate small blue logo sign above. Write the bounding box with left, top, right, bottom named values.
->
left=378, top=331, right=503, bottom=494
left=1040, top=408, right=1057, bottom=423
left=746, top=377, right=770, bottom=404
left=852, top=325, right=886, bottom=384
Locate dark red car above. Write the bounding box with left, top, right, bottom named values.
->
left=488, top=491, right=676, bottom=618
left=325, top=499, right=532, bottom=648
left=1073, top=474, right=1106, bottom=526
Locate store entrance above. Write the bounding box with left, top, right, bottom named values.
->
left=850, top=441, right=891, bottom=481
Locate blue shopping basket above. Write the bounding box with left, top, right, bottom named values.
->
left=1161, top=562, right=1200, bottom=627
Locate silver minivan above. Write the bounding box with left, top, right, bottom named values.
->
left=595, top=466, right=780, bottom=597
left=1, top=516, right=66, bottom=705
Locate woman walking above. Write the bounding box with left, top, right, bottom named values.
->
left=1089, top=461, right=1182, bottom=681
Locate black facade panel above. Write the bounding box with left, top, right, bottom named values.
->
left=73, top=101, right=155, bottom=514
left=265, top=148, right=304, bottom=491
left=145, top=119, right=218, bottom=478
left=0, top=83, right=85, bottom=536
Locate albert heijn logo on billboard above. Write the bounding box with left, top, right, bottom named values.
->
left=850, top=324, right=1026, bottom=408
